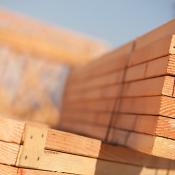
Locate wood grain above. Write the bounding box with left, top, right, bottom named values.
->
left=0, top=164, right=17, bottom=175
left=0, top=117, right=25, bottom=144
left=46, top=129, right=174, bottom=168
left=113, top=114, right=175, bottom=139
left=0, top=140, right=20, bottom=165
left=119, top=96, right=175, bottom=118
left=129, top=35, right=175, bottom=66
left=108, top=129, right=175, bottom=159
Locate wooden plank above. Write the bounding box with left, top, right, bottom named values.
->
left=13, top=166, right=175, bottom=175
left=17, top=168, right=68, bottom=175
left=125, top=55, right=175, bottom=82
left=69, top=41, right=133, bottom=81
left=0, top=140, right=20, bottom=165
left=0, top=165, right=166, bottom=175
left=17, top=124, right=143, bottom=175
left=46, top=129, right=174, bottom=169
left=60, top=111, right=111, bottom=126
left=63, top=99, right=116, bottom=112
left=135, top=19, right=175, bottom=50
left=119, top=96, right=175, bottom=118
left=108, top=129, right=175, bottom=159
left=59, top=120, right=107, bottom=140
left=128, top=35, right=175, bottom=67
left=38, top=153, right=143, bottom=175
left=64, top=84, right=122, bottom=102
left=0, top=164, right=17, bottom=175
left=66, top=70, right=124, bottom=93
left=113, top=114, right=175, bottom=140
left=122, top=76, right=174, bottom=97
left=0, top=117, right=25, bottom=144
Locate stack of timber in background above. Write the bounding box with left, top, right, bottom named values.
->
left=0, top=9, right=107, bottom=127
left=60, top=41, right=133, bottom=139
left=1, top=116, right=175, bottom=175
left=60, top=19, right=175, bottom=160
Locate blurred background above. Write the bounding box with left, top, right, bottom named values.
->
left=1, top=0, right=175, bottom=47
left=0, top=0, right=174, bottom=128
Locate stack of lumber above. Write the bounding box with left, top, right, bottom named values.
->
left=0, top=9, right=107, bottom=65
left=61, top=42, right=133, bottom=139
left=0, top=9, right=107, bottom=127
left=1, top=116, right=175, bottom=175
left=60, top=19, right=175, bottom=160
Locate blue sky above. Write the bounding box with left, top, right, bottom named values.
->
left=0, top=0, right=175, bottom=47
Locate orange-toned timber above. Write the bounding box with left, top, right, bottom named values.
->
left=0, top=9, right=108, bottom=66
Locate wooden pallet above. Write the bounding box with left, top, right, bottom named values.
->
left=1, top=116, right=175, bottom=175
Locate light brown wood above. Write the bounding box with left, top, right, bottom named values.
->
left=0, top=164, right=17, bottom=175
left=125, top=55, right=175, bottom=82
left=122, top=76, right=174, bottom=97
left=60, top=111, right=111, bottom=126
left=113, top=114, right=175, bottom=139
left=69, top=41, right=133, bottom=81
left=0, top=140, right=20, bottom=165
left=0, top=116, right=25, bottom=144
left=59, top=120, right=108, bottom=140
left=0, top=10, right=107, bottom=66
left=17, top=168, right=68, bottom=175
left=119, top=96, right=175, bottom=118
left=16, top=124, right=144, bottom=175
left=0, top=164, right=171, bottom=175
left=135, top=19, right=175, bottom=50
left=66, top=70, right=124, bottom=93
left=46, top=129, right=174, bottom=169
left=108, top=128, right=175, bottom=159
left=129, top=35, right=175, bottom=66
left=63, top=99, right=116, bottom=112
left=64, top=84, right=122, bottom=102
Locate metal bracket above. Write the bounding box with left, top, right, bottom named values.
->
left=17, top=123, right=48, bottom=169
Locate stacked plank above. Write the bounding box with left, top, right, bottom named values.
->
left=1, top=116, right=175, bottom=175
left=60, top=19, right=175, bottom=160
left=0, top=9, right=107, bottom=127
left=108, top=34, right=175, bottom=160
left=60, top=42, right=133, bottom=139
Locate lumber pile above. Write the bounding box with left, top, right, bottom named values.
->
left=0, top=9, right=107, bottom=65
left=1, top=116, right=175, bottom=175
left=0, top=9, right=107, bottom=127
left=60, top=19, right=175, bottom=160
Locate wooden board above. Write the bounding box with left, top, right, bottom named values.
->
left=125, top=55, right=175, bottom=82
left=128, top=35, right=175, bottom=66
left=0, top=117, right=175, bottom=174
left=0, top=164, right=17, bottom=175
left=135, top=19, right=175, bottom=50
left=46, top=129, right=175, bottom=169
left=0, top=116, right=24, bottom=144
left=0, top=140, right=20, bottom=165
left=0, top=163, right=173, bottom=175
left=113, top=114, right=175, bottom=139
left=118, top=96, right=175, bottom=118
left=122, top=76, right=174, bottom=97
left=108, top=128, right=175, bottom=159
